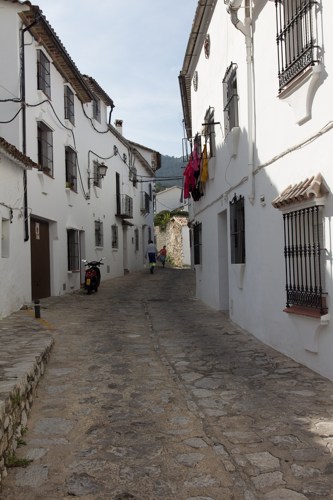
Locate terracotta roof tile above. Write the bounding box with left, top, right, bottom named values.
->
left=272, top=173, right=329, bottom=209
left=0, top=137, right=37, bottom=169
left=82, top=75, right=114, bottom=107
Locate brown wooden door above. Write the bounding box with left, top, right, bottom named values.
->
left=30, top=218, right=51, bottom=300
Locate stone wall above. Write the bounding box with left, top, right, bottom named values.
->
left=155, top=216, right=189, bottom=268
left=0, top=342, right=53, bottom=484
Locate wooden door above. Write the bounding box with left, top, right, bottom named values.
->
left=30, top=218, right=51, bottom=300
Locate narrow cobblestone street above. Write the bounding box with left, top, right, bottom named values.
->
left=1, top=267, right=333, bottom=499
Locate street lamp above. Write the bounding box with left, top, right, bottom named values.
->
left=88, top=161, right=108, bottom=189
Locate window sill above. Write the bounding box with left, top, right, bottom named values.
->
left=68, top=270, right=80, bottom=274
left=278, top=63, right=323, bottom=125
left=283, top=306, right=327, bottom=319
left=226, top=126, right=241, bottom=158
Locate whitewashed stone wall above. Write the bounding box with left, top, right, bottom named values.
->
left=155, top=216, right=190, bottom=268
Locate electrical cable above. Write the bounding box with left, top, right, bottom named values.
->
left=0, top=106, right=23, bottom=124
left=80, top=101, right=109, bottom=135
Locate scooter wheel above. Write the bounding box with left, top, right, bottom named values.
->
left=87, top=287, right=92, bottom=295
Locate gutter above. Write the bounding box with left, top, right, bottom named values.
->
left=226, top=0, right=255, bottom=204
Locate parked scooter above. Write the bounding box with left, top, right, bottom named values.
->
left=82, top=258, right=104, bottom=294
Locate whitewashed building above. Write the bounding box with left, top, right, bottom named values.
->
left=155, top=186, right=187, bottom=214
left=0, top=0, right=159, bottom=317
left=179, top=0, right=333, bottom=380
left=0, top=138, right=38, bottom=318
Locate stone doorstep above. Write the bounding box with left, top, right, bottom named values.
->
left=0, top=339, right=53, bottom=484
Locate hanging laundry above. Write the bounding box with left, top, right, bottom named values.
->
left=200, top=144, right=209, bottom=184
left=183, top=142, right=201, bottom=199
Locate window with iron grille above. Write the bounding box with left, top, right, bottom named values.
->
left=283, top=205, right=327, bottom=314
left=230, top=195, right=245, bottom=264
left=65, top=147, right=77, bottom=191
left=116, top=172, right=121, bottom=214
left=37, top=50, right=51, bottom=98
left=134, top=228, right=139, bottom=252
left=275, top=0, right=320, bottom=93
left=93, top=161, right=102, bottom=188
left=111, top=224, right=118, bottom=249
left=37, top=121, right=53, bottom=174
left=193, top=222, right=202, bottom=265
left=95, top=220, right=103, bottom=247
left=93, top=97, right=101, bottom=122
left=141, top=191, right=150, bottom=214
left=223, top=62, right=239, bottom=136
left=129, top=166, right=138, bottom=187
left=67, top=229, right=80, bottom=271
left=64, top=86, right=75, bottom=125
left=1, top=218, right=9, bottom=258
left=202, top=107, right=216, bottom=158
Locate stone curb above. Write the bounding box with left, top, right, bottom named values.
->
left=0, top=336, right=53, bottom=483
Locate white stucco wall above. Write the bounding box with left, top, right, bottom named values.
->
left=155, top=186, right=185, bottom=214
left=0, top=1, right=157, bottom=314
left=185, top=0, right=333, bottom=380
left=0, top=154, right=30, bottom=318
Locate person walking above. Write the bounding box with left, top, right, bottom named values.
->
left=145, top=240, right=157, bottom=274
left=158, top=245, right=167, bottom=268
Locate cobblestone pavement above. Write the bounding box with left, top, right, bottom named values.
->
left=1, top=267, right=333, bottom=500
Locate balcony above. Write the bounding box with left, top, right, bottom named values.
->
left=116, top=194, right=133, bottom=219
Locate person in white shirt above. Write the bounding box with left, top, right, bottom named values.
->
left=145, top=240, right=157, bottom=274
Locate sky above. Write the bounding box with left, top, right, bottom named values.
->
left=34, top=0, right=198, bottom=158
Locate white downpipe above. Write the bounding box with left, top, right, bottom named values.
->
left=226, top=0, right=255, bottom=204
left=227, top=0, right=243, bottom=10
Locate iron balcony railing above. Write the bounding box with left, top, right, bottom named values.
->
left=116, top=194, right=133, bottom=219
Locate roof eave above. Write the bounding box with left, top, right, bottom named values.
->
left=0, top=137, right=37, bottom=169
left=179, top=0, right=217, bottom=140
left=19, top=7, right=94, bottom=103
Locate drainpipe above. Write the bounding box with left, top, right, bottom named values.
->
left=226, top=0, right=255, bottom=204
left=20, top=14, right=41, bottom=241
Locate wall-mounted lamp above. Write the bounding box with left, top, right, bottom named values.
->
left=86, top=145, right=119, bottom=199
left=97, top=162, right=108, bottom=178
left=88, top=161, right=108, bottom=189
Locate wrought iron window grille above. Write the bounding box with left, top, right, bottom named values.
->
left=67, top=229, right=80, bottom=271
left=193, top=222, right=202, bottom=265
left=111, top=224, right=118, bottom=249
left=202, top=107, right=216, bottom=158
left=223, top=62, right=239, bottom=135
left=65, top=146, right=77, bottom=191
left=230, top=194, right=245, bottom=264
left=37, top=50, right=51, bottom=98
left=64, top=86, right=75, bottom=125
left=275, top=0, right=320, bottom=93
left=94, top=220, right=104, bottom=247
left=37, top=121, right=53, bottom=174
left=283, top=205, right=327, bottom=314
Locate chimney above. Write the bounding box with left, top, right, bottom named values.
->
left=114, top=119, right=123, bottom=135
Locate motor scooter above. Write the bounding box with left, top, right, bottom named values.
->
left=82, top=258, right=104, bottom=294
